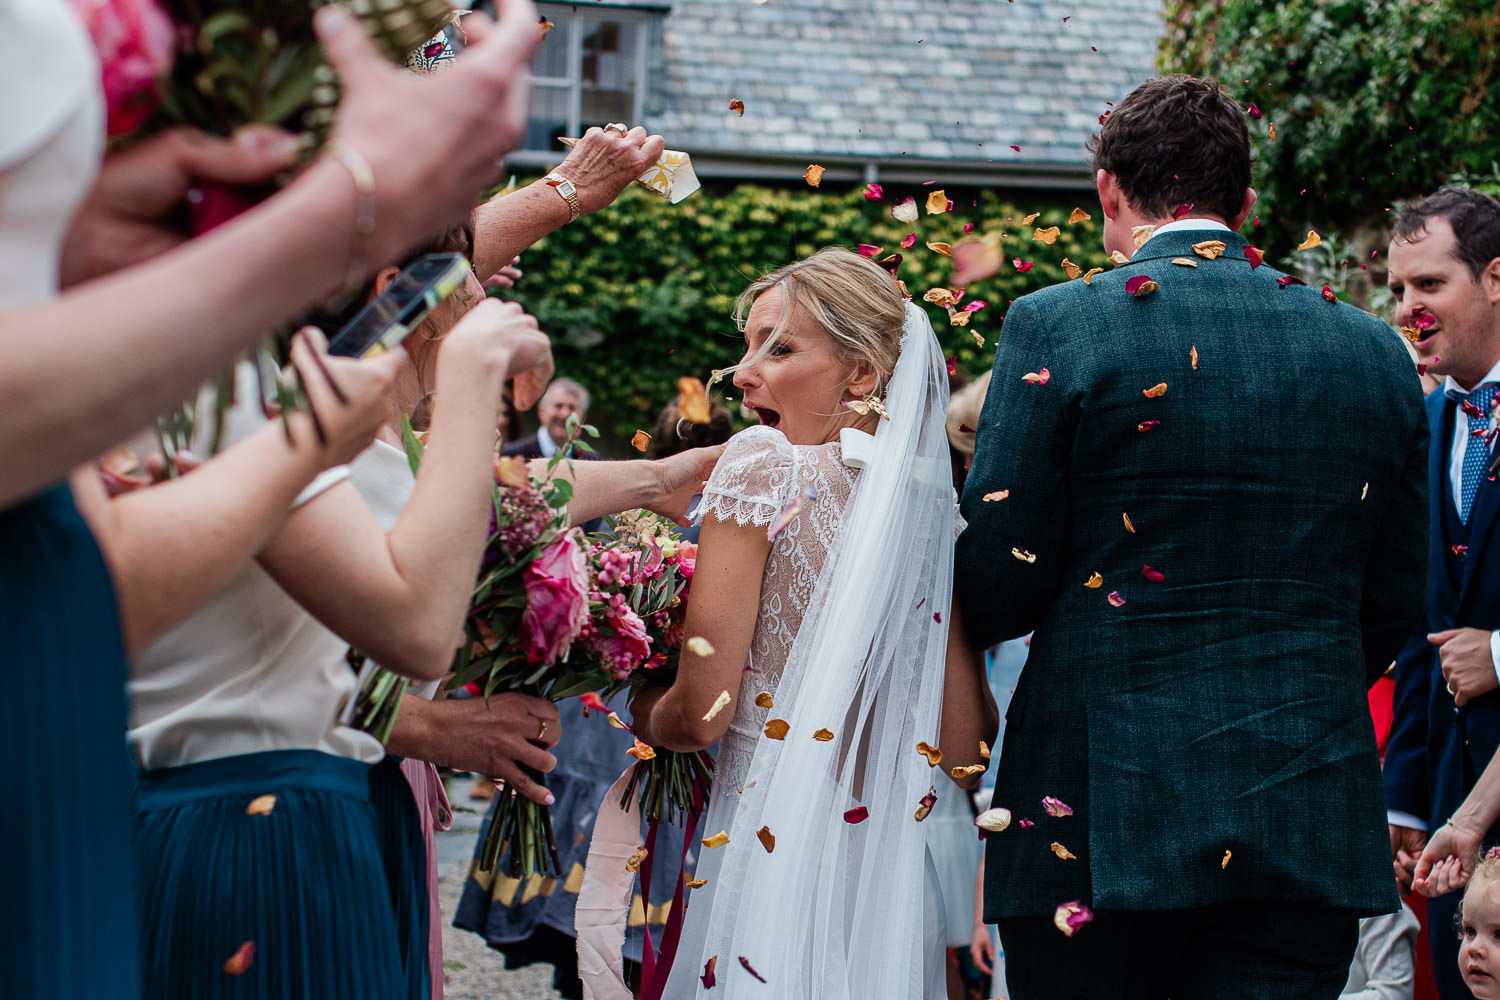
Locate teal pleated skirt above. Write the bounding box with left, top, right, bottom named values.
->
left=133, top=748, right=420, bottom=999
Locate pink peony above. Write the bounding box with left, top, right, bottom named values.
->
left=72, top=0, right=175, bottom=136
left=519, top=531, right=591, bottom=665
left=597, top=601, right=653, bottom=678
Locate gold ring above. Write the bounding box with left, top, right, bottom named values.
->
left=604, top=122, right=629, bottom=135
left=536, top=719, right=549, bottom=741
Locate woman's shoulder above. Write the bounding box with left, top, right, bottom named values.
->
left=699, top=426, right=800, bottom=526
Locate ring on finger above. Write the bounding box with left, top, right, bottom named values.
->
left=1447, top=682, right=1456, bottom=696
left=536, top=719, right=549, bottom=741
left=604, top=122, right=629, bottom=135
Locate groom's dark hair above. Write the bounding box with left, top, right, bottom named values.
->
left=1393, top=188, right=1500, bottom=281
left=1088, top=75, right=1252, bottom=223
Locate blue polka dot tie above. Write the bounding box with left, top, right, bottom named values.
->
left=1459, top=384, right=1498, bottom=523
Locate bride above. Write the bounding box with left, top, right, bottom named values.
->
left=630, top=247, right=999, bottom=997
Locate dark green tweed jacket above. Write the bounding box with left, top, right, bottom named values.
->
left=956, top=228, right=1429, bottom=919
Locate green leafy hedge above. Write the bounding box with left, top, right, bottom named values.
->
left=497, top=180, right=1103, bottom=445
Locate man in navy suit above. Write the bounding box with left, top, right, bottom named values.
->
left=1384, top=187, right=1500, bottom=1000
left=501, top=377, right=594, bottom=461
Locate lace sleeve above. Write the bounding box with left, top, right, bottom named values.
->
left=695, top=426, right=798, bottom=527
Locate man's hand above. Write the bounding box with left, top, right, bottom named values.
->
left=647, top=444, right=726, bottom=527
left=556, top=125, right=665, bottom=214
left=392, top=694, right=560, bottom=806
left=60, top=127, right=301, bottom=288
left=1391, top=823, right=1428, bottom=896
left=1431, top=627, right=1499, bottom=706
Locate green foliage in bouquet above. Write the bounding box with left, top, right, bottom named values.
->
left=492, top=181, right=1103, bottom=445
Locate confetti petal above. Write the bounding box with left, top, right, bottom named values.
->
left=1268, top=122, right=1277, bottom=141
left=975, top=807, right=1012, bottom=832
left=1137, top=420, right=1160, bottom=432
left=223, top=941, right=256, bottom=976
left=844, top=806, right=870, bottom=824
left=923, top=287, right=958, bottom=308
left=1297, top=230, right=1322, bottom=250
left=914, top=786, right=938, bottom=822
left=863, top=183, right=884, bottom=201
left=804, top=164, right=825, bottom=187
left=1172, top=202, right=1196, bottom=219
left=1172, top=257, right=1199, bottom=268
left=1022, top=369, right=1051, bottom=385
left=1247, top=103, right=1262, bottom=119
left=580, top=692, right=609, bottom=714
left=754, top=691, right=774, bottom=708
left=952, top=232, right=1004, bottom=284
left=728, top=99, right=745, bottom=116
left=916, top=741, right=944, bottom=767
left=1361, top=483, right=1369, bottom=500
left=1109, top=250, right=1130, bottom=265
left=1122, top=512, right=1135, bottom=532
left=1131, top=225, right=1156, bottom=249
left=1061, top=257, right=1082, bottom=279
left=1013, top=258, right=1035, bottom=273
left=1142, top=565, right=1165, bottom=583
left=1125, top=275, right=1158, bottom=297
left=1011, top=547, right=1037, bottom=563
left=900, top=232, right=918, bottom=250
left=1033, top=225, right=1061, bottom=244
left=1107, top=591, right=1126, bottom=607
left=1019, top=818, right=1035, bottom=829
left=892, top=197, right=919, bottom=223
left=630, top=430, right=651, bottom=452
left=1321, top=283, right=1338, bottom=303
left=701, top=690, right=731, bottom=722
left=494, top=455, right=530, bottom=488
left=979, top=741, right=992, bottom=759
left=626, top=846, right=649, bottom=872
left=926, top=241, right=952, bottom=257
left=677, top=377, right=711, bottom=423
left=983, top=489, right=1010, bottom=502
left=687, top=876, right=708, bottom=889
left=606, top=711, right=630, bottom=730
left=1221, top=850, right=1232, bottom=869
left=1068, top=207, right=1091, bottom=223
left=1277, top=275, right=1306, bottom=289
left=767, top=487, right=815, bottom=542
left=701, top=956, right=718, bottom=989
left=1143, top=383, right=1167, bottom=398
left=1244, top=245, right=1265, bottom=268
left=1082, top=267, right=1105, bottom=284
left=1050, top=842, right=1077, bottom=860
left=812, top=728, right=835, bottom=742
left=951, top=764, right=986, bottom=779
left=685, top=636, right=715, bottom=657
left=856, top=243, right=881, bottom=258
left=738, top=957, right=767, bottom=983
left=1192, top=240, right=1227, bottom=260
left=626, top=738, right=656, bottom=760
left=1022, top=212, right=1040, bottom=225
left=756, top=826, right=775, bottom=853
left=1190, top=345, right=1199, bottom=369
left=702, top=831, right=730, bottom=848
left=1054, top=901, right=1094, bottom=937
left=246, top=794, right=277, bottom=816
left=764, top=719, right=789, bottom=740
left=1084, top=572, right=1103, bottom=589
left=926, top=189, right=950, bottom=214
left=1042, top=795, right=1074, bottom=817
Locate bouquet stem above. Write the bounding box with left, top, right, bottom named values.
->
left=349, top=663, right=410, bottom=745
left=478, top=777, right=562, bottom=877
left=621, top=750, right=714, bottom=826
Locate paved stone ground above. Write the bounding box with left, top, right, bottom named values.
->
left=437, top=779, right=566, bottom=1000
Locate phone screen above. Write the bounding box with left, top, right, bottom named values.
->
left=326, top=253, right=470, bottom=358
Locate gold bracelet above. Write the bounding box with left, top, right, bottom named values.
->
left=325, top=140, right=377, bottom=302
left=543, top=171, right=581, bottom=222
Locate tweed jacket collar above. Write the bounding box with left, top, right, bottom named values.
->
left=1131, top=227, right=1253, bottom=265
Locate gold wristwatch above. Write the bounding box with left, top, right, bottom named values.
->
left=543, top=172, right=581, bottom=222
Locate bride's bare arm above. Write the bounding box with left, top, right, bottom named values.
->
left=630, top=514, right=771, bottom=750
left=938, top=601, right=999, bottom=790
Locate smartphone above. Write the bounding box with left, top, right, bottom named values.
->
left=326, top=252, right=470, bottom=358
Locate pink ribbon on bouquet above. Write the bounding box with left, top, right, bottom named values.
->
left=576, top=768, right=639, bottom=1000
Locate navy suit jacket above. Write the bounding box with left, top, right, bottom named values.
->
left=1384, top=388, right=1500, bottom=833
left=956, top=229, right=1429, bottom=919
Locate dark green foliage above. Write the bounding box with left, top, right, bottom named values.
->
left=496, top=181, right=1103, bottom=443
left=1159, top=0, right=1500, bottom=254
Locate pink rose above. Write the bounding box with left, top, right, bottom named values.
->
left=519, top=531, right=590, bottom=665
left=597, top=602, right=652, bottom=678
left=72, top=0, right=175, bottom=136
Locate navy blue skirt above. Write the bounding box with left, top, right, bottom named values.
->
left=0, top=486, right=140, bottom=999
left=133, top=749, right=414, bottom=999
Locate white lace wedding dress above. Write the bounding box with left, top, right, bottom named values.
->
left=661, top=303, right=959, bottom=999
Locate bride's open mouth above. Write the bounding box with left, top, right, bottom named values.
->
left=751, top=406, right=781, bottom=429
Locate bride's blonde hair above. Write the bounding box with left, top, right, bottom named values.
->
left=710, top=247, right=906, bottom=396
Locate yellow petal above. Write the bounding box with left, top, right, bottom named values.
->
left=494, top=455, right=530, bottom=488
left=701, top=690, right=731, bottom=722
left=1221, top=850, right=1232, bottom=869
left=701, top=831, right=730, bottom=848
left=1109, top=250, right=1130, bottom=265
left=979, top=740, right=991, bottom=760
left=754, top=691, right=774, bottom=708
left=1022, top=212, right=1040, bottom=225
left=1012, top=547, right=1036, bottom=563
left=1123, top=512, right=1135, bottom=533
left=1032, top=226, right=1061, bottom=244
left=1061, top=257, right=1082, bottom=280
left=916, top=741, right=944, bottom=767
left=925, top=241, right=953, bottom=257
left=246, top=794, right=277, bottom=816
left=626, top=738, right=656, bottom=760
left=606, top=711, right=629, bottom=729
left=631, top=430, right=651, bottom=452
left=982, top=489, right=1010, bottom=502
left=1297, top=229, right=1322, bottom=250
left=926, top=189, right=949, bottom=214
left=1131, top=224, right=1156, bottom=249
left=1050, top=842, right=1077, bottom=860
left=1143, top=383, right=1167, bottom=398
left=764, top=718, right=790, bottom=740
left=686, top=876, right=708, bottom=889
left=1268, top=122, right=1277, bottom=141
left=685, top=636, right=715, bottom=657
left=626, top=846, right=649, bottom=872
left=812, top=728, right=835, bottom=741
left=976, top=807, right=1011, bottom=832
left=1082, top=267, right=1105, bottom=284
left=950, top=764, right=986, bottom=778
left=804, top=164, right=824, bottom=187
left=677, top=377, right=711, bottom=424
left=1192, top=240, right=1227, bottom=260
left=1171, top=257, right=1199, bottom=268
left=1068, top=207, right=1091, bottom=223
left=1084, top=572, right=1103, bottom=589
left=1190, top=345, right=1199, bottom=370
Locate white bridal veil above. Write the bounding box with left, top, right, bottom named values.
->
left=670, top=300, right=957, bottom=998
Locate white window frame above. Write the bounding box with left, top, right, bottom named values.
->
left=510, top=4, right=653, bottom=164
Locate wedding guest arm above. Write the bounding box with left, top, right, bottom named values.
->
left=529, top=444, right=724, bottom=528
left=470, top=125, right=664, bottom=283
left=954, top=296, right=1071, bottom=647
left=261, top=299, right=552, bottom=680
left=75, top=332, right=403, bottom=653
left=2, top=0, right=541, bottom=507
left=387, top=692, right=561, bottom=806
left=939, top=601, right=1000, bottom=790
left=1412, top=745, right=1500, bottom=896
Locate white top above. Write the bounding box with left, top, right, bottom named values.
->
left=0, top=1, right=100, bottom=309
left=127, top=364, right=382, bottom=769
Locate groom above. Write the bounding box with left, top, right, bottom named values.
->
left=955, top=75, right=1430, bottom=999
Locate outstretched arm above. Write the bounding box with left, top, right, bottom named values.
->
left=532, top=444, right=724, bottom=528
left=939, top=602, right=999, bottom=790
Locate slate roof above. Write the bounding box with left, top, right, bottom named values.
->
left=642, top=0, right=1165, bottom=186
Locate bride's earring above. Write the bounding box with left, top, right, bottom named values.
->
left=846, top=390, right=889, bottom=421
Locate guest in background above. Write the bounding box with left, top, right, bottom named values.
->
left=502, top=378, right=595, bottom=460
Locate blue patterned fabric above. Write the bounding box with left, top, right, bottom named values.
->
left=0, top=485, right=141, bottom=1000
left=1452, top=383, right=1496, bottom=522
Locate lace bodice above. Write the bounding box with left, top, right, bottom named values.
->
left=695, top=426, right=861, bottom=784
